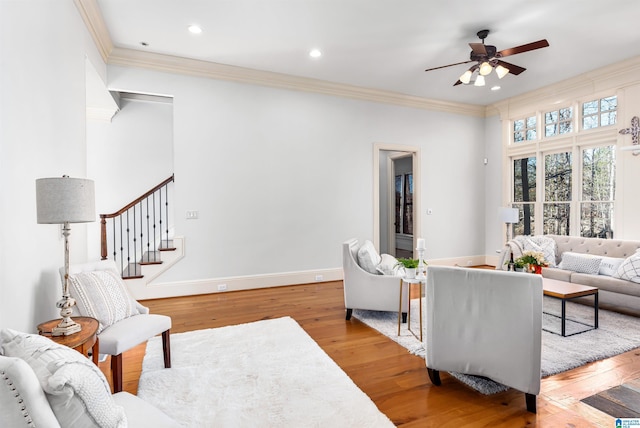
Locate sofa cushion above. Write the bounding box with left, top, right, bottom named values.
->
left=558, top=252, right=602, bottom=275
left=571, top=273, right=640, bottom=297
left=376, top=253, right=401, bottom=276
left=541, top=267, right=572, bottom=282
left=357, top=240, right=381, bottom=275
left=0, top=329, right=127, bottom=428
left=599, top=257, right=625, bottom=276
left=0, top=355, right=61, bottom=428
left=112, top=391, right=177, bottom=427
left=69, top=269, right=140, bottom=334
left=614, top=251, right=640, bottom=284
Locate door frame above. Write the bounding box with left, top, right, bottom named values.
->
left=373, top=143, right=421, bottom=256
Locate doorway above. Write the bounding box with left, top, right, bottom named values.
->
left=373, top=144, right=421, bottom=257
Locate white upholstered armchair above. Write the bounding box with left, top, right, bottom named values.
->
left=63, top=260, right=171, bottom=393
left=342, top=238, right=409, bottom=322
left=425, top=266, right=543, bottom=413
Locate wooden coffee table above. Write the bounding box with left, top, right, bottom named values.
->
left=542, top=278, right=598, bottom=337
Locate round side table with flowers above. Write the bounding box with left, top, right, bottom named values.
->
left=514, top=250, right=549, bottom=274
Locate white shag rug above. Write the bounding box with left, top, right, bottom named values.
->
left=354, top=296, right=640, bottom=394
left=138, top=317, right=394, bottom=428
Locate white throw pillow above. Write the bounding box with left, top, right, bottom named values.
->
left=599, top=257, right=625, bottom=276
left=357, top=240, right=381, bottom=275
left=614, top=252, right=640, bottom=283
left=376, top=254, right=401, bottom=276
left=69, top=270, right=140, bottom=334
left=558, top=252, right=602, bottom=275
left=524, top=236, right=557, bottom=267
left=0, top=329, right=126, bottom=428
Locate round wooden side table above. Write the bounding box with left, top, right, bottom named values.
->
left=37, top=317, right=100, bottom=365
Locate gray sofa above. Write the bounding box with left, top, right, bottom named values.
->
left=499, top=234, right=640, bottom=316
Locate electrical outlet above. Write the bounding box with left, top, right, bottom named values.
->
left=186, top=210, right=199, bottom=219
left=217, top=283, right=227, bottom=291
left=315, top=274, right=324, bottom=282
left=427, top=208, right=433, bottom=215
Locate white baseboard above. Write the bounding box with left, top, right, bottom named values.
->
left=132, top=267, right=344, bottom=301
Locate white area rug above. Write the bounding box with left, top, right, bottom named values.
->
left=138, top=317, right=394, bottom=427
left=354, top=296, right=640, bottom=394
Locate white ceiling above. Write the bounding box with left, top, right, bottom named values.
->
left=95, top=0, right=640, bottom=106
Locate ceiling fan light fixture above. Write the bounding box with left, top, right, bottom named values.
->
left=479, top=62, right=493, bottom=76
left=460, top=70, right=473, bottom=84
left=474, top=75, right=485, bottom=87
left=496, top=65, right=510, bottom=79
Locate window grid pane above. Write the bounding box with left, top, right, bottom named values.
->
left=513, top=157, right=537, bottom=203
left=513, top=203, right=535, bottom=237
left=582, top=96, right=617, bottom=130
left=580, top=202, right=614, bottom=238
left=513, top=117, right=536, bottom=143
left=543, top=203, right=570, bottom=235
left=545, top=152, right=572, bottom=202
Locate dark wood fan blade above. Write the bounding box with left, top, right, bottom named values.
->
left=496, top=60, right=526, bottom=75
left=425, top=60, right=473, bottom=72
left=469, top=43, right=487, bottom=55
left=453, top=80, right=463, bottom=86
left=498, top=39, right=549, bottom=57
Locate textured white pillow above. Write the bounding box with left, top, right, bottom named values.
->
left=69, top=270, right=140, bottom=334
left=357, top=240, right=381, bottom=275
left=614, top=252, right=640, bottom=283
left=0, top=329, right=126, bottom=428
left=558, top=252, right=602, bottom=275
left=524, top=236, right=557, bottom=267
left=0, top=355, right=61, bottom=428
left=599, top=257, right=625, bottom=276
left=376, top=254, right=401, bottom=276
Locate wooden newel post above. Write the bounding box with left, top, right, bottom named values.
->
left=100, top=215, right=107, bottom=260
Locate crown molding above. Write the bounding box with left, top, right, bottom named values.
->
left=74, top=0, right=113, bottom=62
left=107, top=47, right=486, bottom=117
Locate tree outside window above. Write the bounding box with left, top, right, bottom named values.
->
left=544, top=152, right=572, bottom=235
left=513, top=156, right=536, bottom=236
left=581, top=146, right=615, bottom=238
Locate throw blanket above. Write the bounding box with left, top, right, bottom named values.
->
left=498, top=235, right=557, bottom=270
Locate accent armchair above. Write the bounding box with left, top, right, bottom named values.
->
left=342, top=238, right=409, bottom=322
left=63, top=260, right=172, bottom=393
left=425, top=266, right=543, bottom=413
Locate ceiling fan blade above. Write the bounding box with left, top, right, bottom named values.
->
left=496, top=60, right=526, bottom=75
left=469, top=43, right=487, bottom=56
left=425, top=60, right=473, bottom=72
left=453, top=80, right=463, bottom=86
left=498, top=39, right=549, bottom=57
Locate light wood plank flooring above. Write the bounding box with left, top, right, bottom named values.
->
left=98, top=280, right=640, bottom=427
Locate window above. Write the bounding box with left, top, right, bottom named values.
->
left=582, top=96, right=617, bottom=130
left=543, top=152, right=572, bottom=235
left=513, top=116, right=536, bottom=143
left=545, top=107, right=573, bottom=137
left=581, top=146, right=615, bottom=238
left=513, top=156, right=536, bottom=236
left=394, top=174, right=413, bottom=235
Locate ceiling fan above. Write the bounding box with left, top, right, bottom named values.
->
left=425, top=30, right=549, bottom=87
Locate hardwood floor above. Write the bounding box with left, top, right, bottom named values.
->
left=98, top=280, right=640, bottom=427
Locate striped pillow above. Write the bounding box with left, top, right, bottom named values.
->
left=68, top=270, right=140, bottom=334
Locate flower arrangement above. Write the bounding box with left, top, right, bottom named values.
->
left=514, top=250, right=548, bottom=273
left=515, top=250, right=549, bottom=267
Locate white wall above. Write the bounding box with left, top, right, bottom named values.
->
left=483, top=114, right=505, bottom=262
left=105, top=65, right=486, bottom=289
left=0, top=1, right=101, bottom=332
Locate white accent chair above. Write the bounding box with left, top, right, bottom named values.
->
left=425, top=266, right=543, bottom=413
left=64, top=260, right=172, bottom=393
left=342, top=238, right=409, bottom=322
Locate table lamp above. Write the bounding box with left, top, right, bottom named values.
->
left=499, top=207, right=519, bottom=245
left=36, top=175, right=95, bottom=336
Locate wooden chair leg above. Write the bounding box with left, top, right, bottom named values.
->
left=162, top=329, right=171, bottom=368
left=111, top=353, right=123, bottom=393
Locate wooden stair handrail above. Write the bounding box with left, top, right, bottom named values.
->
left=100, top=174, right=174, bottom=219
left=100, top=174, right=174, bottom=260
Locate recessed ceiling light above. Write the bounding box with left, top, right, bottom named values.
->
left=309, top=49, right=322, bottom=58
left=491, top=86, right=501, bottom=91
left=188, top=25, right=202, bottom=34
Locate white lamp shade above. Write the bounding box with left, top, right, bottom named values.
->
left=474, top=75, right=485, bottom=87
left=459, top=70, right=473, bottom=84
left=495, top=64, right=509, bottom=79
left=36, top=176, right=96, bottom=224
left=479, top=61, right=493, bottom=76
left=499, top=207, right=519, bottom=224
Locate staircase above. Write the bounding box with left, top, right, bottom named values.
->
left=100, top=175, right=177, bottom=279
